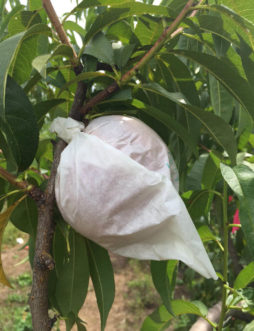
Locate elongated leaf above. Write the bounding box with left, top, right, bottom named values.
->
left=32, top=44, right=74, bottom=78
left=141, top=83, right=237, bottom=165
left=220, top=163, right=254, bottom=199
left=217, top=1, right=254, bottom=26
left=34, top=98, right=66, bottom=128
left=84, top=3, right=168, bottom=43
left=193, top=14, right=239, bottom=47
left=8, top=10, right=41, bottom=35
left=239, top=198, right=254, bottom=259
left=0, top=32, right=25, bottom=117
left=141, top=300, right=205, bottom=331
left=55, top=229, right=90, bottom=317
left=87, top=240, right=115, bottom=331
left=151, top=261, right=173, bottom=315
left=2, top=76, right=39, bottom=172
left=209, top=74, right=233, bottom=123
left=0, top=5, right=23, bottom=39
left=58, top=72, right=112, bottom=95
left=0, top=196, right=26, bottom=287
left=0, top=23, right=50, bottom=118
left=186, top=154, right=209, bottom=191
left=10, top=196, right=37, bottom=236
left=159, top=54, right=200, bottom=107
left=234, top=262, right=254, bottom=289
left=202, top=152, right=221, bottom=189
left=198, top=225, right=218, bottom=243
left=114, top=44, right=135, bottom=69
left=84, top=32, right=114, bottom=66
left=169, top=50, right=254, bottom=120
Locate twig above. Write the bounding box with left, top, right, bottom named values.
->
left=0, top=166, right=44, bottom=202
left=0, top=166, right=29, bottom=190
left=80, top=0, right=197, bottom=115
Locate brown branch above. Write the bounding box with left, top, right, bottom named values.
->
left=42, top=0, right=78, bottom=65
left=0, top=166, right=28, bottom=190
left=29, top=139, right=65, bottom=330
left=80, top=0, right=197, bottom=116
left=0, top=166, right=44, bottom=202
left=29, top=1, right=87, bottom=330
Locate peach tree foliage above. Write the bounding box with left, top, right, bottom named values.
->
left=0, top=0, right=254, bottom=330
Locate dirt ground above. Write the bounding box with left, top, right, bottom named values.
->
left=0, top=244, right=159, bottom=331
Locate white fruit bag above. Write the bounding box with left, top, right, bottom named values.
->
left=51, top=116, right=217, bottom=280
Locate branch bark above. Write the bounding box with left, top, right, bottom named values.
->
left=29, top=1, right=87, bottom=330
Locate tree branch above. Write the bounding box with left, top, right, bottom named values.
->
left=0, top=166, right=44, bottom=202
left=29, top=1, right=87, bottom=330
left=79, top=0, right=197, bottom=116
left=42, top=0, right=78, bottom=66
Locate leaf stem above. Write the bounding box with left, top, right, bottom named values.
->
left=218, top=180, right=229, bottom=330
left=0, top=166, right=29, bottom=190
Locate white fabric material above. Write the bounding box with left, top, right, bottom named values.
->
left=51, top=116, right=217, bottom=280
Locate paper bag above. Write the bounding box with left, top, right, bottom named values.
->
left=51, top=116, right=217, bottom=280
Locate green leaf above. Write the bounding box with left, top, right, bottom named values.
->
left=141, top=300, right=204, bottom=331
left=7, top=10, right=41, bottom=35
left=0, top=32, right=25, bottom=117
left=55, top=229, right=90, bottom=317
left=83, top=3, right=168, bottom=43
left=220, top=163, right=254, bottom=199
left=11, top=36, right=39, bottom=84
left=10, top=196, right=37, bottom=237
left=114, top=44, right=135, bottom=69
left=84, top=32, right=114, bottom=66
left=58, top=71, right=112, bottom=95
left=186, top=154, right=209, bottom=191
left=209, top=74, right=233, bottom=123
left=239, top=198, right=254, bottom=259
left=151, top=261, right=173, bottom=315
left=34, top=98, right=66, bottom=129
left=198, top=225, right=218, bottom=243
left=234, top=262, right=254, bottom=289
left=243, top=321, right=254, bottom=331
left=86, top=240, right=115, bottom=331
left=0, top=23, right=51, bottom=117
left=63, top=20, right=85, bottom=37
left=141, top=83, right=237, bottom=165
left=2, top=76, right=39, bottom=172
left=217, top=0, right=254, bottom=26
left=202, top=152, right=221, bottom=189
left=170, top=50, right=254, bottom=120
left=159, top=54, right=200, bottom=107
left=32, top=44, right=74, bottom=78
left=0, top=5, right=23, bottom=39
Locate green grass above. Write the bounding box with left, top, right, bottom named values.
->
left=0, top=271, right=33, bottom=331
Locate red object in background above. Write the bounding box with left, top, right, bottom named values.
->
left=232, top=209, right=240, bottom=234
left=228, top=195, right=233, bottom=203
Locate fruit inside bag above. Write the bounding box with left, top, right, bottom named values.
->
left=51, top=116, right=217, bottom=280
